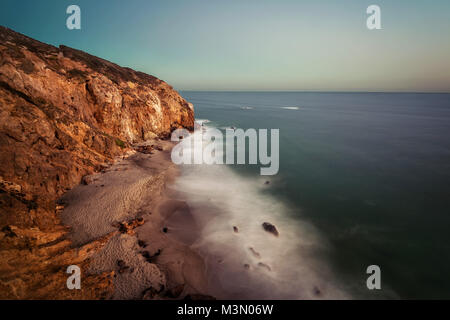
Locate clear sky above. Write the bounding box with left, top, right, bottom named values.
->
left=1, top=0, right=450, bottom=92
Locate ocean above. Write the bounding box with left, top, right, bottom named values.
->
left=174, top=91, right=450, bottom=299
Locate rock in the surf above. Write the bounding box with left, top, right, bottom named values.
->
left=262, top=222, right=279, bottom=237
left=249, top=247, right=261, bottom=258
left=258, top=262, right=272, bottom=271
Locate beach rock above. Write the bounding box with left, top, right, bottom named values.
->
left=153, top=249, right=162, bottom=257
left=233, top=226, right=239, bottom=233
left=0, top=26, right=194, bottom=299
left=142, top=287, right=159, bottom=300
left=138, top=240, right=147, bottom=248
left=135, top=145, right=154, bottom=154
left=249, top=247, right=261, bottom=259
left=141, top=249, right=162, bottom=263
left=313, top=286, right=322, bottom=296
left=258, top=262, right=272, bottom=272
left=141, top=251, right=152, bottom=261
left=81, top=175, right=95, bottom=185
left=118, top=266, right=130, bottom=274
left=117, top=217, right=145, bottom=234
left=262, top=222, right=279, bottom=237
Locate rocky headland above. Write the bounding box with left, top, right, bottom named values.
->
left=0, top=26, right=195, bottom=299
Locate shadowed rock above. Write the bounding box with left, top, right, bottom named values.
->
left=258, top=262, right=272, bottom=272
left=249, top=247, right=261, bottom=259
left=142, top=287, right=161, bottom=300
left=81, top=175, right=95, bottom=185
left=135, top=145, right=154, bottom=154
left=141, top=249, right=162, bottom=263
left=138, top=240, right=147, bottom=248
left=262, top=222, right=279, bottom=237
left=117, top=217, right=145, bottom=235
left=313, top=286, right=322, bottom=296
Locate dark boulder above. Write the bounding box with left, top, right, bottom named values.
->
left=138, top=240, right=147, bottom=248
left=249, top=247, right=261, bottom=259
left=258, top=262, right=272, bottom=271
left=262, top=222, right=279, bottom=237
left=313, top=286, right=322, bottom=296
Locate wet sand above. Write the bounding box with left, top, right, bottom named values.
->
left=60, top=139, right=209, bottom=299
left=59, top=136, right=350, bottom=300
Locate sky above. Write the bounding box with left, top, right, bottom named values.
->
left=1, top=0, right=450, bottom=92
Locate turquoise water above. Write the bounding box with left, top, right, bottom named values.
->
left=179, top=91, right=450, bottom=299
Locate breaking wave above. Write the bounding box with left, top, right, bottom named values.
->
left=171, top=120, right=350, bottom=299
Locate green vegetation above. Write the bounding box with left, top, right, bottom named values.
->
left=115, top=138, right=126, bottom=149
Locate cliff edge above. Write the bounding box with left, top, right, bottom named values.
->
left=0, top=26, right=194, bottom=299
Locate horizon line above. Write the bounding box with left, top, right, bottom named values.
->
left=178, top=89, right=450, bottom=94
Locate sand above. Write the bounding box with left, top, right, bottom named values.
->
left=60, top=139, right=209, bottom=299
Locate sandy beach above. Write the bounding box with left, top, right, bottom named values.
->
left=60, top=139, right=209, bottom=299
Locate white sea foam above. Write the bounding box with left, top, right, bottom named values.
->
left=281, top=106, right=300, bottom=110
left=195, top=119, right=210, bottom=125
left=171, top=120, right=350, bottom=299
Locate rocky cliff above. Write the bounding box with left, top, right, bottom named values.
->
left=0, top=26, right=194, bottom=299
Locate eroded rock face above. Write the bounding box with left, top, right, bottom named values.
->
left=0, top=26, right=194, bottom=299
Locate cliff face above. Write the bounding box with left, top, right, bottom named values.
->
left=0, top=26, right=194, bottom=299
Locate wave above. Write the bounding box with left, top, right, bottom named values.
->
left=171, top=120, right=350, bottom=299
left=195, top=118, right=210, bottom=125
left=281, top=106, right=300, bottom=110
